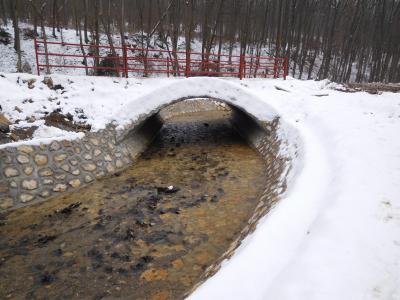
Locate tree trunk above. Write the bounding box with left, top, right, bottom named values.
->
left=119, top=0, right=125, bottom=46
left=12, top=0, right=22, bottom=72
left=52, top=0, right=57, bottom=38
left=93, top=0, right=100, bottom=74
left=83, top=0, right=89, bottom=43
left=1, top=0, right=7, bottom=26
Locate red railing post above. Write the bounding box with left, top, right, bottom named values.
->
left=243, top=57, right=247, bottom=79
left=249, top=55, right=253, bottom=78
left=167, top=57, right=170, bottom=77
left=185, top=50, right=190, bottom=78
left=239, top=55, right=244, bottom=80
left=273, top=59, right=277, bottom=79
left=34, top=36, right=40, bottom=76
left=123, top=44, right=128, bottom=78
left=284, top=56, right=288, bottom=80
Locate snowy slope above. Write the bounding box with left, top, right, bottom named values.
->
left=0, top=73, right=399, bottom=299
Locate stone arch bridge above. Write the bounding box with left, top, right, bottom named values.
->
left=0, top=78, right=297, bottom=217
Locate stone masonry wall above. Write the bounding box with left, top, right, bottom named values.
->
left=0, top=125, right=135, bottom=211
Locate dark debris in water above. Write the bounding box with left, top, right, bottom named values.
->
left=156, top=185, right=180, bottom=194
left=143, top=230, right=170, bottom=244
left=124, top=228, right=136, bottom=241
left=158, top=207, right=181, bottom=215
left=131, top=256, right=154, bottom=273
left=210, top=195, right=219, bottom=203
left=110, top=252, right=131, bottom=262
left=40, top=271, right=56, bottom=284
left=55, top=202, right=82, bottom=215
left=52, top=248, right=63, bottom=257
left=37, top=235, right=56, bottom=245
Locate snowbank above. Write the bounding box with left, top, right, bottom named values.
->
left=189, top=78, right=400, bottom=300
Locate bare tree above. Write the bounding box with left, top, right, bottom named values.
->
left=10, top=0, right=22, bottom=72
left=29, top=0, right=50, bottom=74
left=1, top=0, right=7, bottom=26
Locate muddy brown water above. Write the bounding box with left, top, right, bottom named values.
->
left=0, top=110, right=268, bottom=300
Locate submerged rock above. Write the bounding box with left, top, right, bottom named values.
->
left=156, top=185, right=180, bottom=194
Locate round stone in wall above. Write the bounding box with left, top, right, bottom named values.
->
left=17, top=154, right=30, bottom=164
left=90, top=138, right=99, bottom=146
left=106, top=163, right=115, bottom=173
left=43, top=179, right=54, bottom=185
left=84, top=175, right=94, bottom=183
left=62, top=140, right=72, bottom=147
left=61, top=164, right=70, bottom=172
left=41, top=190, right=50, bottom=197
left=69, top=179, right=81, bottom=188
left=22, top=179, right=38, bottom=190
left=20, top=193, right=35, bottom=203
left=54, top=153, right=68, bottom=162
left=4, top=167, right=19, bottom=178
left=17, top=145, right=34, bottom=154
left=9, top=181, right=18, bottom=188
left=95, top=171, right=105, bottom=179
left=53, top=184, right=67, bottom=192
left=0, top=197, right=13, bottom=209
left=55, top=173, right=66, bottom=180
left=39, top=168, right=53, bottom=177
left=50, top=141, right=61, bottom=151
left=3, top=155, right=12, bottom=164
left=23, top=166, right=34, bottom=176
left=93, top=149, right=102, bottom=157
left=69, top=159, right=79, bottom=166
left=82, top=163, right=96, bottom=172
left=115, top=159, right=124, bottom=168
left=74, top=147, right=81, bottom=154
left=34, top=154, right=48, bottom=166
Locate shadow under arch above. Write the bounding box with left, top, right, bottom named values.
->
left=115, top=95, right=279, bottom=156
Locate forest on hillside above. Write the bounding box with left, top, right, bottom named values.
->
left=1, top=0, right=399, bottom=83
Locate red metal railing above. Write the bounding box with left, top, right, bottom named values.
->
left=34, top=38, right=288, bottom=80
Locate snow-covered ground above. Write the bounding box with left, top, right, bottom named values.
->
left=0, top=72, right=399, bottom=299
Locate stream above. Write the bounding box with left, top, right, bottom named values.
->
left=0, top=109, right=267, bottom=300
